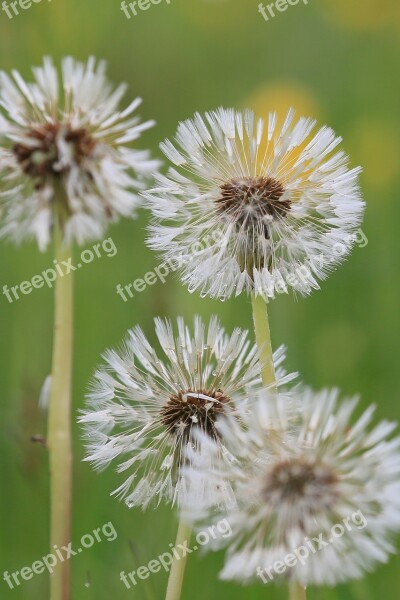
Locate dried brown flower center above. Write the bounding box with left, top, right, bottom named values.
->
left=160, top=388, right=229, bottom=441
left=263, top=459, right=339, bottom=508
left=13, top=122, right=96, bottom=187
left=216, top=176, right=290, bottom=234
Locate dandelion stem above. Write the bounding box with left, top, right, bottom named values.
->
left=251, top=294, right=277, bottom=390
left=165, top=517, right=192, bottom=600
left=289, top=582, right=307, bottom=600
left=48, top=222, right=74, bottom=600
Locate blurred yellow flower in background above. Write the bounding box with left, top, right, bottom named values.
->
left=246, top=81, right=321, bottom=122
left=349, top=117, right=400, bottom=188
left=244, top=81, right=321, bottom=166
left=321, top=0, right=398, bottom=31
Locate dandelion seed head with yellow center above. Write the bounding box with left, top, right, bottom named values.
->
left=146, top=108, right=365, bottom=300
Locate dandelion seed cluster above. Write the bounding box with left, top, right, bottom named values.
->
left=80, top=316, right=296, bottom=509
left=0, top=56, right=159, bottom=250
left=183, top=389, right=400, bottom=586
left=146, top=108, right=365, bottom=299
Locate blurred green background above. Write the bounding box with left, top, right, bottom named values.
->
left=1, top=0, right=399, bottom=598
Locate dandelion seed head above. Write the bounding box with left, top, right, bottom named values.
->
left=160, top=388, right=230, bottom=442
left=183, top=388, right=400, bottom=586
left=13, top=123, right=97, bottom=188
left=262, top=458, right=340, bottom=518
left=146, top=108, right=365, bottom=299
left=0, top=56, right=160, bottom=250
left=79, top=316, right=296, bottom=510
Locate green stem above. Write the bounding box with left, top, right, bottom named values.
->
left=48, top=225, right=74, bottom=600
left=289, top=582, right=307, bottom=600
left=165, top=518, right=192, bottom=600
left=251, top=294, right=277, bottom=390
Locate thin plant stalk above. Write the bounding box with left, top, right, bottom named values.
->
left=48, top=220, right=74, bottom=600
left=251, top=294, right=277, bottom=390
left=289, top=582, right=307, bottom=600
left=165, top=518, right=192, bottom=600
left=252, top=295, right=307, bottom=600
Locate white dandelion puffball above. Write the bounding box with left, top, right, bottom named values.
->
left=0, top=56, right=160, bottom=250
left=79, top=316, right=296, bottom=510
left=146, top=108, right=365, bottom=300
left=184, top=388, right=400, bottom=587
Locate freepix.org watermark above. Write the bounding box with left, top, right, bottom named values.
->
left=258, top=0, right=309, bottom=22
left=1, top=0, right=52, bottom=19
left=116, top=227, right=368, bottom=301
left=256, top=510, right=368, bottom=583
left=116, top=229, right=221, bottom=302
left=120, top=518, right=232, bottom=589
left=2, top=237, right=117, bottom=304
left=271, top=227, right=368, bottom=296
left=3, top=522, right=117, bottom=590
